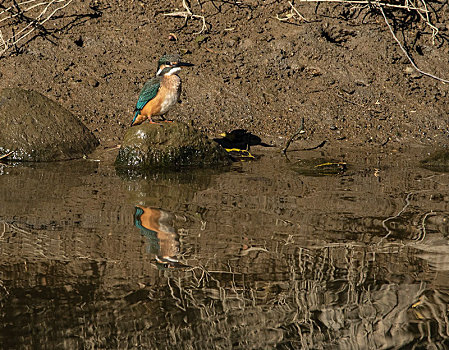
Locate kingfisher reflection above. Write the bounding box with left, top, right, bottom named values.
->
left=134, top=205, right=187, bottom=269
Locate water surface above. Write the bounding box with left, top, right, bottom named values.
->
left=1, top=146, right=449, bottom=349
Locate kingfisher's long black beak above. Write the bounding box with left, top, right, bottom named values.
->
left=175, top=61, right=194, bottom=67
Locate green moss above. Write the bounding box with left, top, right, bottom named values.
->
left=115, top=122, right=231, bottom=174
left=290, top=158, right=347, bottom=176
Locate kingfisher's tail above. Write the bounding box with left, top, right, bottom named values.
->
left=131, top=110, right=139, bottom=126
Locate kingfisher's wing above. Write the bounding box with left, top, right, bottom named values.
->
left=131, top=77, right=161, bottom=124
left=135, top=78, right=161, bottom=111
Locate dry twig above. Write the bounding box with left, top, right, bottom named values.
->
left=0, top=29, right=5, bottom=51
left=295, top=0, right=448, bottom=83
left=378, top=5, right=449, bottom=84
left=282, top=117, right=305, bottom=155
left=0, top=0, right=73, bottom=56
left=298, top=0, right=430, bottom=13
left=276, top=1, right=309, bottom=22
left=164, top=0, right=207, bottom=34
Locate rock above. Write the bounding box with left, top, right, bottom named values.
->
left=127, top=170, right=214, bottom=211
left=291, top=158, right=347, bottom=176
left=421, top=150, right=449, bottom=172
left=0, top=88, right=99, bottom=161
left=115, top=121, right=231, bottom=172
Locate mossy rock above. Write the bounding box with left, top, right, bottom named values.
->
left=290, top=158, right=347, bottom=176
left=421, top=150, right=449, bottom=172
left=115, top=121, right=231, bottom=172
left=0, top=88, right=99, bottom=161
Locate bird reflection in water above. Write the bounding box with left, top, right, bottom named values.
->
left=134, top=205, right=187, bottom=269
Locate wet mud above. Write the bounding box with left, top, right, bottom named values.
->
left=0, top=0, right=448, bottom=148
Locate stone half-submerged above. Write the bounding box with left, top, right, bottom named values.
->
left=420, top=149, right=449, bottom=172
left=0, top=88, right=99, bottom=161
left=115, top=121, right=231, bottom=172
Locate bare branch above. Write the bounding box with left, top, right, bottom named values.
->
left=0, top=0, right=73, bottom=56
left=164, top=0, right=207, bottom=34
left=298, top=0, right=431, bottom=13
left=282, top=117, right=305, bottom=155
left=295, top=0, right=448, bottom=84
left=378, top=5, right=449, bottom=84
left=276, top=1, right=309, bottom=22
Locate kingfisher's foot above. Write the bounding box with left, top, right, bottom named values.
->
left=159, top=116, right=173, bottom=123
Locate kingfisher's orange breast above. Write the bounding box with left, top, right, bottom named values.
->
left=136, top=206, right=179, bottom=257
left=140, top=89, right=164, bottom=117
left=140, top=75, right=181, bottom=117
left=137, top=206, right=161, bottom=231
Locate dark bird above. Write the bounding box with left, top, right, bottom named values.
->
left=214, top=129, right=274, bottom=149
left=131, top=54, right=193, bottom=126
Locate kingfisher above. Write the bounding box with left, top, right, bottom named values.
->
left=131, top=54, right=193, bottom=126
left=134, top=206, right=187, bottom=269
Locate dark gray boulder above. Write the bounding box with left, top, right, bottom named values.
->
left=0, top=88, right=99, bottom=161
left=115, top=121, right=231, bottom=172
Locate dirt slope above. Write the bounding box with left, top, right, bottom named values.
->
left=0, top=0, right=448, bottom=149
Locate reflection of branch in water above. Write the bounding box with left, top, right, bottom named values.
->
left=380, top=189, right=443, bottom=244
left=239, top=246, right=269, bottom=256
left=420, top=173, right=449, bottom=187
left=163, top=246, right=449, bottom=348
left=414, top=211, right=436, bottom=242
left=186, top=264, right=259, bottom=310
left=0, top=221, right=5, bottom=239
left=380, top=191, right=414, bottom=242
left=0, top=219, right=34, bottom=236
left=168, top=277, right=187, bottom=311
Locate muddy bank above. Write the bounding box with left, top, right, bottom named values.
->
left=0, top=0, right=447, bottom=150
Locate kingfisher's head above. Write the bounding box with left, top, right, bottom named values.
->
left=156, top=54, right=193, bottom=76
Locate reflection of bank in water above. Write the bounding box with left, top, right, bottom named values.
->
left=134, top=205, right=187, bottom=269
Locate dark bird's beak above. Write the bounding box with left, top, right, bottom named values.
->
left=176, top=61, right=194, bottom=67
